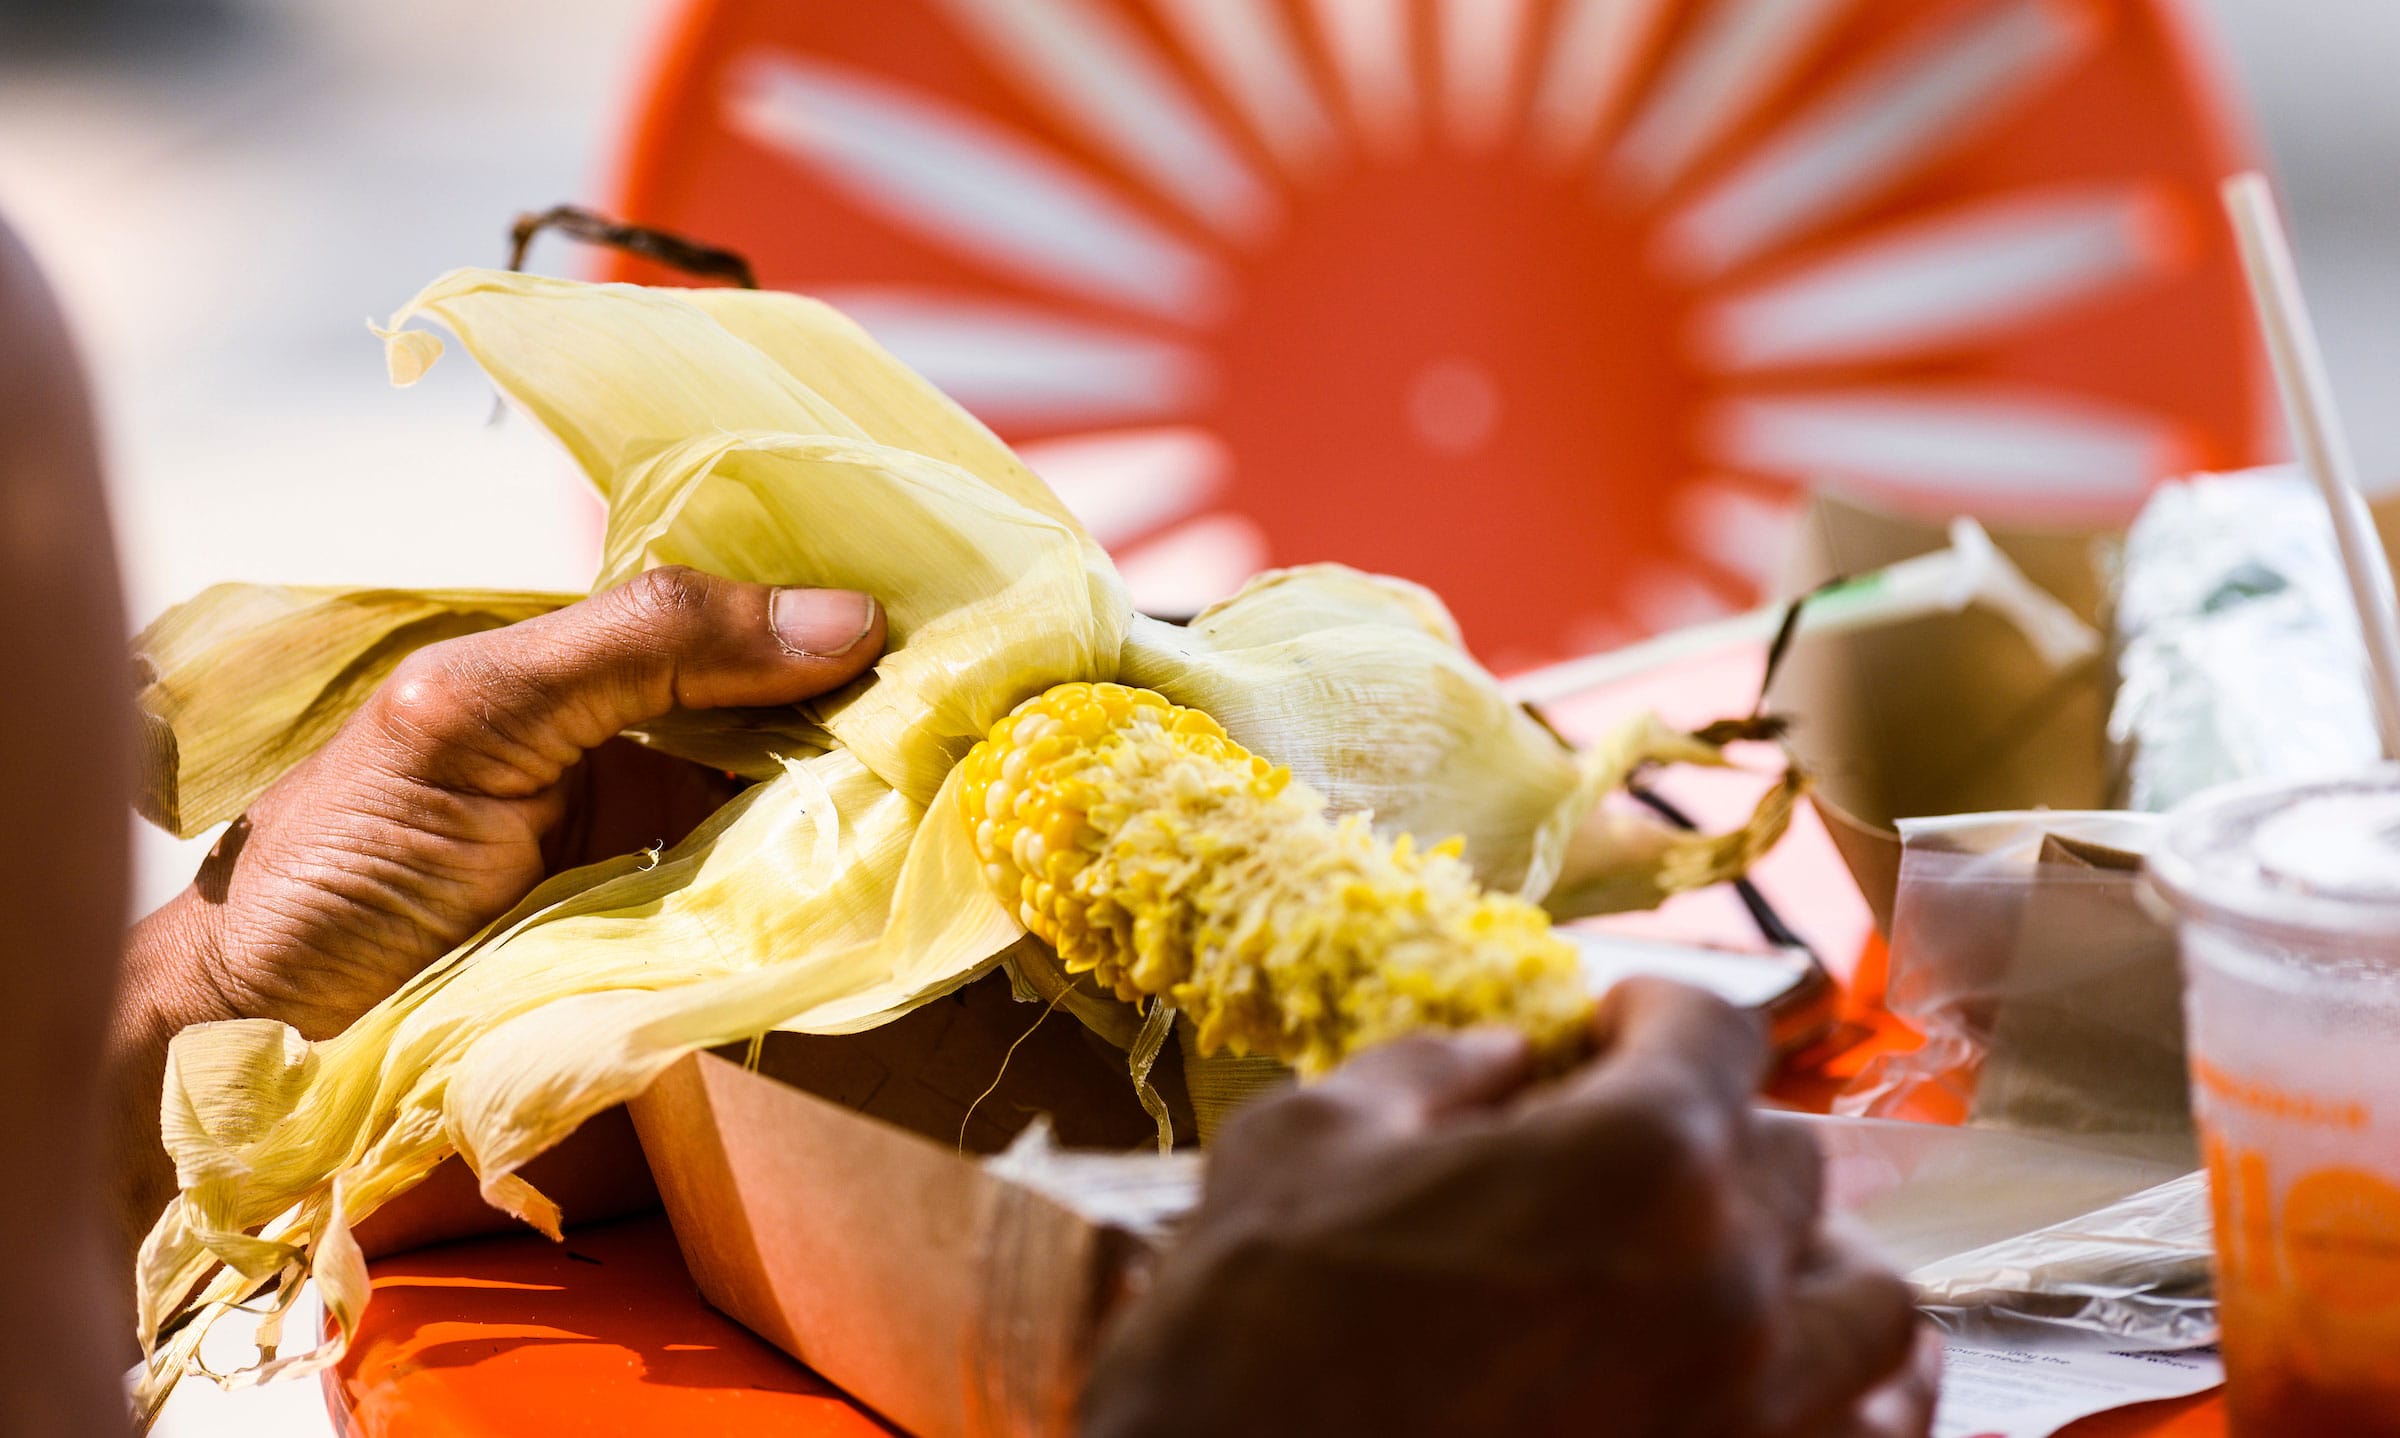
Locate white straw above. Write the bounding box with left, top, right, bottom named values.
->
left=2222, top=172, right=2400, bottom=761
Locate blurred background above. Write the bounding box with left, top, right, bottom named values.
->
left=1, top=0, right=2394, bottom=915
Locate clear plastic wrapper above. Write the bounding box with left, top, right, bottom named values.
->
left=1770, top=1113, right=2207, bottom=1349
left=1769, top=1112, right=2188, bottom=1270
left=1836, top=810, right=2188, bottom=1156
left=1912, top=1171, right=2215, bottom=1353
left=2111, top=468, right=2382, bottom=812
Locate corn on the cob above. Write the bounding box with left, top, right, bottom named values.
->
left=961, top=682, right=1592, bottom=1074
left=131, top=270, right=1801, bottom=1420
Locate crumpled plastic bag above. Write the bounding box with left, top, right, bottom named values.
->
left=1769, top=1111, right=2208, bottom=1349
left=2112, top=468, right=2382, bottom=813
left=1913, top=1171, right=2214, bottom=1352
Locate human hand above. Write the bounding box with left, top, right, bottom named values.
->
left=1082, top=979, right=1936, bottom=1438
left=131, top=566, right=884, bottom=1041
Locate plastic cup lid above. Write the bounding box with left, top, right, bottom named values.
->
left=2150, top=766, right=2400, bottom=941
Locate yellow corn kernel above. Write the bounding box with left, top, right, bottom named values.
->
left=960, top=683, right=1593, bottom=1075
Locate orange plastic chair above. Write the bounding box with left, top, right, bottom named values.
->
left=606, top=0, right=2267, bottom=664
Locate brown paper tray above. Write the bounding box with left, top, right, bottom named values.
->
left=629, top=976, right=1174, bottom=1438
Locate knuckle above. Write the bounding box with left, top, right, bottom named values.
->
left=1844, top=1257, right=1918, bottom=1336
left=1331, top=1033, right=1458, bottom=1097
left=1366, top=1032, right=1456, bottom=1070
left=1648, top=1211, right=1783, bottom=1348
left=1759, top=1117, right=1826, bottom=1201
left=1256, top=1085, right=1352, bottom=1138
left=618, top=565, right=715, bottom=624
left=1683, top=987, right=1771, bottom=1078
left=1524, top=1083, right=1747, bottom=1248
left=1698, top=987, right=1764, bottom=1047
left=373, top=636, right=549, bottom=766
left=1707, top=1255, right=1781, bottom=1358
left=1615, top=1088, right=1737, bottom=1193
left=381, top=641, right=466, bottom=717
left=1635, top=978, right=1768, bottom=1067
left=1219, top=1085, right=1360, bottom=1158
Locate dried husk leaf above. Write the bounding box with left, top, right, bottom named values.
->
left=135, top=586, right=572, bottom=836
left=381, top=271, right=867, bottom=496
left=1540, top=714, right=1809, bottom=917
left=675, top=287, right=1092, bottom=535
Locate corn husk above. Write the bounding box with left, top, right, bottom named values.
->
left=135, top=586, right=574, bottom=836
left=133, top=270, right=1795, bottom=1418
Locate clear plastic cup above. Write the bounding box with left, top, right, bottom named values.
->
left=2150, top=769, right=2400, bottom=1436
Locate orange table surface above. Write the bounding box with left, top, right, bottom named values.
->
left=329, top=1210, right=2220, bottom=1438
left=330, top=1044, right=2225, bottom=1438
left=329, top=1212, right=891, bottom=1438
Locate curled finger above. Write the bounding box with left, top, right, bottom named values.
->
left=1817, top=1325, right=1943, bottom=1438
left=1745, top=1110, right=1828, bottom=1258
left=1754, top=1219, right=1921, bottom=1437
left=1319, top=1027, right=1537, bottom=1127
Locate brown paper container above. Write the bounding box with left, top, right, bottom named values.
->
left=630, top=974, right=1183, bottom=1438
left=1768, top=493, right=2119, bottom=934
left=1770, top=489, right=2400, bottom=933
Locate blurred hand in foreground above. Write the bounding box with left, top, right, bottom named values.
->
left=1083, top=978, right=1939, bottom=1438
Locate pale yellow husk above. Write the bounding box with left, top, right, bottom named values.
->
left=134, top=586, right=575, bottom=836
left=131, top=269, right=1796, bottom=1420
